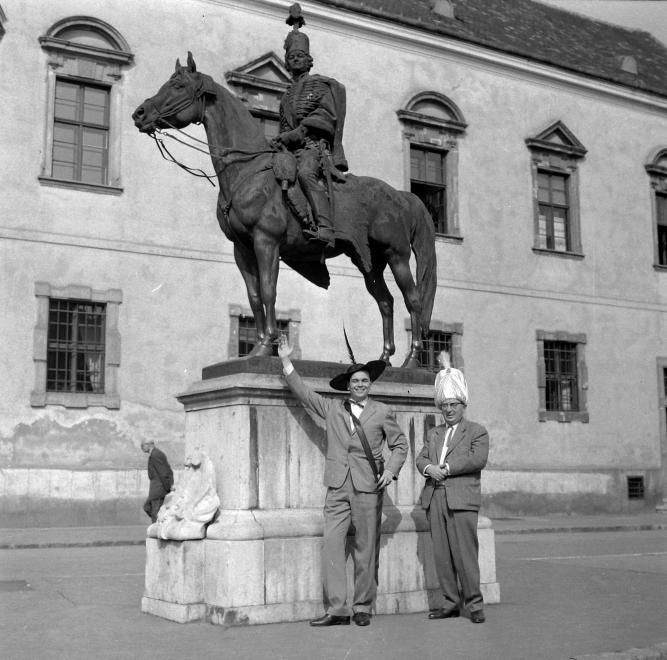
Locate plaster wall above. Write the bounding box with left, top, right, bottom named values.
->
left=0, top=0, right=665, bottom=521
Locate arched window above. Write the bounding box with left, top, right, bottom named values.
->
left=645, top=147, right=667, bottom=269
left=39, top=17, right=133, bottom=193
left=397, top=92, right=467, bottom=237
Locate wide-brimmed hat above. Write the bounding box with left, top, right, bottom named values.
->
left=329, top=360, right=386, bottom=391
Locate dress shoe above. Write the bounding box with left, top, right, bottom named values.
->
left=470, top=609, right=485, bottom=623
left=352, top=612, right=371, bottom=626
left=309, top=613, right=350, bottom=627
left=428, top=608, right=460, bottom=620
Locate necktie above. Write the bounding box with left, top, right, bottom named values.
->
left=440, top=426, right=453, bottom=466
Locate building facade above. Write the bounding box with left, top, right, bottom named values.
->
left=1, top=0, right=666, bottom=526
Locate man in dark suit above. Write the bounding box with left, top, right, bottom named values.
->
left=416, top=359, right=489, bottom=623
left=141, top=440, right=174, bottom=523
left=278, top=336, right=407, bottom=628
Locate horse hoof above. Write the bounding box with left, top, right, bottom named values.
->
left=400, top=356, right=420, bottom=369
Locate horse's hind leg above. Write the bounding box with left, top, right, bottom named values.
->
left=362, top=258, right=396, bottom=364
left=387, top=252, right=423, bottom=369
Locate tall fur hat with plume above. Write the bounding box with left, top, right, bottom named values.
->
left=329, top=328, right=387, bottom=391
left=434, top=350, right=469, bottom=406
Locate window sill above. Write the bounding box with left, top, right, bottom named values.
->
left=653, top=263, right=667, bottom=272
left=532, top=247, right=584, bottom=260
left=435, top=233, right=463, bottom=244
left=38, top=176, right=123, bottom=196
left=30, top=391, right=120, bottom=409
left=539, top=410, right=589, bottom=423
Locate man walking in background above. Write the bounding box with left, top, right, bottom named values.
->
left=141, top=440, right=173, bottom=523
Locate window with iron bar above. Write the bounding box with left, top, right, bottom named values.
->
left=544, top=340, right=578, bottom=412
left=238, top=315, right=289, bottom=357
left=419, top=331, right=453, bottom=372
left=47, top=299, right=106, bottom=393
left=627, top=476, right=645, bottom=500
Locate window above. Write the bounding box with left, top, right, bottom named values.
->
left=407, top=320, right=463, bottom=372
left=527, top=121, right=586, bottom=257
left=536, top=330, right=588, bottom=422
left=537, top=171, right=569, bottom=251
left=238, top=315, right=290, bottom=357
left=397, top=92, right=466, bottom=238
left=228, top=304, right=301, bottom=359
left=31, top=282, right=122, bottom=408
left=658, top=194, right=667, bottom=266
left=225, top=52, right=291, bottom=141
left=411, top=147, right=447, bottom=234
left=39, top=17, right=133, bottom=194
left=53, top=80, right=109, bottom=184
left=627, top=476, right=645, bottom=500
left=47, top=299, right=106, bottom=393
left=645, top=148, right=667, bottom=269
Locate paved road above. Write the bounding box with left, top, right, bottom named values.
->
left=1, top=529, right=666, bottom=660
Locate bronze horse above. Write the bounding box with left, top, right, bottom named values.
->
left=133, top=53, right=436, bottom=367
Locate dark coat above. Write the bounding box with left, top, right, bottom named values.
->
left=147, top=447, right=173, bottom=500
left=416, top=418, right=489, bottom=511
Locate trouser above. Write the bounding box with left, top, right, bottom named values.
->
left=427, top=488, right=483, bottom=613
left=143, top=497, right=164, bottom=523
left=321, top=472, right=383, bottom=616
left=296, top=148, right=333, bottom=232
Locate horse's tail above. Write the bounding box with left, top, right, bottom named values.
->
left=410, top=198, right=437, bottom=336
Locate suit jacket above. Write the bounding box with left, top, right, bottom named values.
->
left=285, top=370, right=407, bottom=493
left=416, top=418, right=489, bottom=511
left=147, top=447, right=173, bottom=500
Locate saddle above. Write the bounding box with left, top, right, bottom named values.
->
left=272, top=151, right=372, bottom=273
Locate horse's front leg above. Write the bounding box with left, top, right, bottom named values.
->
left=233, top=243, right=267, bottom=348
left=252, top=232, right=281, bottom=354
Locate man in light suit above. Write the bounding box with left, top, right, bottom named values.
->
left=141, top=440, right=174, bottom=523
left=278, top=336, right=407, bottom=627
left=416, top=359, right=489, bottom=623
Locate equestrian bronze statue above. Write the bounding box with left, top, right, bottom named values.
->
left=132, top=53, right=436, bottom=368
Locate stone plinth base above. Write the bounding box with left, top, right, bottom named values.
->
left=143, top=360, right=499, bottom=626
left=142, top=508, right=499, bottom=626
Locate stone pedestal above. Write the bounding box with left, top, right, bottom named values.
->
left=142, top=357, right=499, bottom=625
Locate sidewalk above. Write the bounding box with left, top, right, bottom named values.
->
left=1, top=512, right=666, bottom=548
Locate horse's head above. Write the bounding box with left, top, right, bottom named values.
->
left=132, top=52, right=217, bottom=133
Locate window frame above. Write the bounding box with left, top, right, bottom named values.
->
left=527, top=121, right=586, bottom=259
left=38, top=17, right=133, bottom=195
left=397, top=92, right=466, bottom=240
left=536, top=330, right=588, bottom=423
left=31, top=282, right=122, bottom=409
left=228, top=304, right=301, bottom=359
left=645, top=148, right=667, bottom=270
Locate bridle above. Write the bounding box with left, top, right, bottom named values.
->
left=144, top=72, right=274, bottom=187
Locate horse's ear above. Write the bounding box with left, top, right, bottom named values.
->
left=187, top=51, right=197, bottom=72
left=175, top=58, right=181, bottom=71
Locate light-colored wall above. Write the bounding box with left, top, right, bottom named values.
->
left=1, top=0, right=665, bottom=523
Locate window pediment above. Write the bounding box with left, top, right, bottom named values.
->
left=526, top=120, right=587, bottom=159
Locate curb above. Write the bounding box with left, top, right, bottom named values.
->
left=569, top=641, right=667, bottom=659
left=495, top=523, right=667, bottom=535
